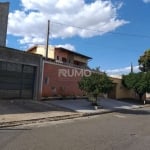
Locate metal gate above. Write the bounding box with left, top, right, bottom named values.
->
left=0, top=61, right=36, bottom=99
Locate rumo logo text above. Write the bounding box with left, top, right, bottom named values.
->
left=58, top=69, right=91, bottom=77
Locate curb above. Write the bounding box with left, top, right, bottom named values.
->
left=0, top=110, right=114, bottom=128
left=83, top=110, right=115, bottom=117
left=0, top=113, right=83, bottom=128
left=0, top=105, right=149, bottom=128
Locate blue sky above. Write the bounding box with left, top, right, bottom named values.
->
left=1, top=0, right=150, bottom=75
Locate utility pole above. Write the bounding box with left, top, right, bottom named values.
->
left=45, top=20, right=50, bottom=59
left=131, top=62, right=133, bottom=73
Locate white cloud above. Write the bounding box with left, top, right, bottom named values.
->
left=55, top=44, right=76, bottom=51
left=143, top=0, right=150, bottom=3
left=106, top=65, right=140, bottom=75
left=8, top=0, right=128, bottom=47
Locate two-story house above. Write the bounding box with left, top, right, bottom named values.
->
left=27, top=45, right=92, bottom=98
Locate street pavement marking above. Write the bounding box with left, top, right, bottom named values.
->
left=114, top=114, right=126, bottom=118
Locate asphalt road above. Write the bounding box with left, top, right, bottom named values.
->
left=0, top=107, right=150, bottom=150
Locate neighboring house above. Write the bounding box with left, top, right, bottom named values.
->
left=108, top=75, right=145, bottom=100
left=146, top=93, right=150, bottom=100
left=27, top=45, right=92, bottom=98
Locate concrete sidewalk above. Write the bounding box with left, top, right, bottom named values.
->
left=0, top=100, right=81, bottom=128
left=44, top=98, right=146, bottom=113
left=0, top=98, right=149, bottom=128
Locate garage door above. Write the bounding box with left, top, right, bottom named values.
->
left=0, top=61, right=36, bottom=99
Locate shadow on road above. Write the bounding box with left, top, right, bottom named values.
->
left=116, top=109, right=150, bottom=115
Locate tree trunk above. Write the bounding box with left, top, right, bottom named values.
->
left=139, top=93, right=146, bottom=104
left=95, top=96, right=98, bottom=106
left=139, top=94, right=143, bottom=100
left=92, top=96, right=98, bottom=106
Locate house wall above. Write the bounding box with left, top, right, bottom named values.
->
left=109, top=77, right=145, bottom=100
left=111, top=77, right=136, bottom=99
left=54, top=49, right=68, bottom=62
left=42, top=61, right=89, bottom=97
left=30, top=46, right=55, bottom=59
left=54, top=48, right=88, bottom=65
left=74, top=55, right=87, bottom=63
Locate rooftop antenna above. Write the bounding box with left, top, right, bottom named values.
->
left=45, top=20, right=50, bottom=59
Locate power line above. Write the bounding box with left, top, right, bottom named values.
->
left=51, top=20, right=150, bottom=39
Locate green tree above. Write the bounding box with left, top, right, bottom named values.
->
left=78, top=73, right=113, bottom=106
left=138, top=49, right=150, bottom=72
left=122, top=72, right=150, bottom=102
left=145, top=71, right=150, bottom=93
